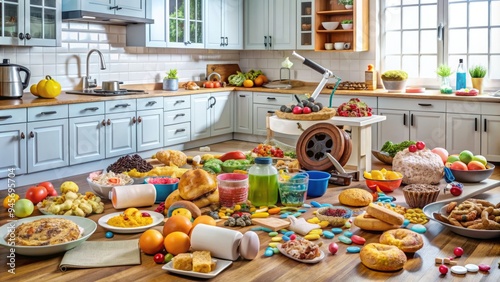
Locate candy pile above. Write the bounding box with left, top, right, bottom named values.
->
left=336, top=98, right=372, bottom=117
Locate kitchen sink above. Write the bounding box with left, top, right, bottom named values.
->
left=262, top=80, right=305, bottom=90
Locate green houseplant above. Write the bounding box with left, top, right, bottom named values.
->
left=341, top=19, right=353, bottom=30
left=338, top=0, right=353, bottom=9
left=163, top=69, right=179, bottom=91
left=381, top=70, right=408, bottom=92
left=436, top=64, right=453, bottom=94
left=469, top=65, right=487, bottom=93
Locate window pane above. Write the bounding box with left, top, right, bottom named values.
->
left=385, top=0, right=401, bottom=7
left=491, top=28, right=500, bottom=53
left=420, top=0, right=437, bottom=4
left=420, top=5, right=437, bottom=29
left=402, top=31, right=419, bottom=54
left=492, top=2, right=500, bottom=25
left=385, top=7, right=401, bottom=30
left=448, top=29, right=468, bottom=54
left=448, top=3, right=467, bottom=28
left=402, top=6, right=419, bottom=29
left=420, top=30, right=437, bottom=54
left=402, top=55, right=419, bottom=77
left=385, top=31, right=401, bottom=54
left=385, top=55, right=401, bottom=70
left=469, top=1, right=488, bottom=27
left=490, top=56, right=500, bottom=79
left=420, top=55, right=437, bottom=78
left=469, top=28, right=488, bottom=54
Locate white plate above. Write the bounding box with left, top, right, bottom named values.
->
left=162, top=259, right=232, bottom=278
left=277, top=244, right=325, bottom=264
left=97, top=211, right=164, bottom=233
left=0, top=215, right=97, bottom=256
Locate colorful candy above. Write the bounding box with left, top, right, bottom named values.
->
left=328, top=242, right=339, bottom=255
left=346, top=246, right=361, bottom=253
left=453, top=247, right=464, bottom=257
left=450, top=265, right=467, bottom=275
left=343, top=231, right=353, bottom=238
left=323, top=231, right=335, bottom=239
left=439, top=265, right=449, bottom=274
left=465, top=264, right=479, bottom=272
left=351, top=235, right=366, bottom=245
left=264, top=248, right=274, bottom=257
left=410, top=224, right=427, bottom=234
left=105, top=231, right=114, bottom=238
left=338, top=235, right=352, bottom=245
left=478, top=264, right=491, bottom=272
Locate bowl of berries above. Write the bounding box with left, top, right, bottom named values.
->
left=144, top=177, right=179, bottom=203
left=316, top=206, right=353, bottom=227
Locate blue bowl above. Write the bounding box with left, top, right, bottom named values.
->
left=144, top=177, right=179, bottom=203
left=306, top=171, right=331, bottom=197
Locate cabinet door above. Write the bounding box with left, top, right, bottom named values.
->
left=253, top=104, right=281, bottom=136
left=297, top=0, right=314, bottom=50
left=211, top=91, right=233, bottom=136
left=205, top=0, right=224, bottom=49
left=69, top=115, right=105, bottom=165
left=137, top=109, right=164, bottom=152
left=27, top=119, right=69, bottom=173
left=377, top=109, right=409, bottom=146
left=481, top=115, right=500, bottom=162
left=79, top=0, right=113, bottom=13
left=269, top=0, right=296, bottom=50
left=222, top=0, right=243, bottom=49
left=0, top=123, right=27, bottom=177
left=0, top=1, right=23, bottom=45
left=446, top=113, right=481, bottom=155
left=116, top=0, right=146, bottom=18
left=190, top=94, right=211, bottom=140
left=234, top=91, right=253, bottom=134
left=409, top=111, right=446, bottom=149
left=25, top=0, right=60, bottom=47
left=105, top=112, right=136, bottom=158
left=244, top=0, right=268, bottom=50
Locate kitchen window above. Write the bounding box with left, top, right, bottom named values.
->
left=381, top=0, right=500, bottom=90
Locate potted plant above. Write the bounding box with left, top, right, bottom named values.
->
left=338, top=0, right=353, bottom=9
left=341, top=19, right=353, bottom=30
left=381, top=70, right=408, bottom=92
left=163, top=69, right=179, bottom=91
left=469, top=65, right=487, bottom=94
left=436, top=64, right=453, bottom=94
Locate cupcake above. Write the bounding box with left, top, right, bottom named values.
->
left=402, top=184, right=440, bottom=208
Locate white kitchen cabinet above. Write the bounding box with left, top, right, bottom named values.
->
left=104, top=100, right=136, bottom=158
left=0, top=0, right=61, bottom=46
left=481, top=103, right=500, bottom=162
left=234, top=91, right=253, bottom=134
left=205, top=0, right=243, bottom=49
left=136, top=97, right=164, bottom=152
left=190, top=92, right=233, bottom=140
left=252, top=92, right=292, bottom=136
left=446, top=113, right=481, bottom=155
left=296, top=0, right=314, bottom=50
left=0, top=108, right=27, bottom=178
left=244, top=0, right=296, bottom=50
left=377, top=98, right=446, bottom=150
left=62, top=0, right=145, bottom=18
left=164, top=96, right=191, bottom=146
left=211, top=91, right=233, bottom=136
left=69, top=102, right=105, bottom=165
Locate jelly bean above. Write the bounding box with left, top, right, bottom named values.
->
left=311, top=201, right=322, bottom=207
left=252, top=212, right=270, bottom=218
left=439, top=265, right=449, bottom=275
left=251, top=227, right=263, bottom=231
left=279, top=229, right=288, bottom=234
left=302, top=203, right=312, bottom=208
left=298, top=209, right=308, bottom=213
left=410, top=224, right=427, bottom=234
left=453, top=247, right=464, bottom=257
left=284, top=231, right=295, bottom=237
left=272, top=247, right=280, bottom=254
left=343, top=231, right=353, bottom=238
left=304, top=234, right=320, bottom=240
left=465, top=264, right=479, bottom=272
left=346, top=246, right=361, bottom=253
left=264, top=249, right=274, bottom=257
left=269, top=242, right=279, bottom=248
left=269, top=231, right=279, bottom=237
left=291, top=212, right=302, bottom=217
left=331, top=228, right=343, bottom=234
left=105, top=231, right=114, bottom=238
left=344, top=222, right=352, bottom=228
left=377, top=196, right=392, bottom=201
left=321, top=203, right=334, bottom=207
left=402, top=219, right=410, bottom=228
left=289, top=234, right=297, bottom=240
left=450, top=265, right=467, bottom=275
left=280, top=213, right=290, bottom=219
left=478, top=264, right=490, bottom=272
left=351, top=235, right=366, bottom=245
left=309, top=229, right=323, bottom=234
left=323, top=231, right=335, bottom=239
left=271, top=237, right=283, bottom=242
left=338, top=235, right=352, bottom=244
left=261, top=227, right=273, bottom=233
left=307, top=217, right=321, bottom=224
left=282, top=235, right=290, bottom=242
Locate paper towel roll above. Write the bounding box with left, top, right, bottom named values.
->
left=111, top=184, right=156, bottom=209
left=190, top=224, right=243, bottom=261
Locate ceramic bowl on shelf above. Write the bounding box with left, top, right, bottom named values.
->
left=321, top=22, right=339, bottom=30
left=341, top=23, right=353, bottom=30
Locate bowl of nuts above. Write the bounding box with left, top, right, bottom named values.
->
left=316, top=206, right=353, bottom=227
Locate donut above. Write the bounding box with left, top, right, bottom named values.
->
left=366, top=203, right=405, bottom=225
left=360, top=243, right=407, bottom=271
left=379, top=229, right=424, bottom=253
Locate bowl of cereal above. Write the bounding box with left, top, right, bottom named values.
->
left=87, top=171, right=134, bottom=199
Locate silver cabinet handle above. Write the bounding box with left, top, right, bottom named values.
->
left=175, top=129, right=186, bottom=133
left=114, top=103, right=131, bottom=108
left=225, top=37, right=228, bottom=46
left=269, top=36, right=272, bottom=47
left=0, top=115, right=12, bottom=119
left=220, top=37, right=224, bottom=47
left=174, top=113, right=185, bottom=119
left=84, top=107, right=99, bottom=111
left=174, top=100, right=185, bottom=105
left=40, top=111, right=57, bottom=115
left=264, top=36, right=267, bottom=47
left=146, top=101, right=157, bottom=106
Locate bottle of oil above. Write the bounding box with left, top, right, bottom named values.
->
left=248, top=157, right=278, bottom=207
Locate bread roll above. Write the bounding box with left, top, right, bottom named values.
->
left=338, top=188, right=373, bottom=207
left=178, top=169, right=217, bottom=200
left=366, top=203, right=405, bottom=226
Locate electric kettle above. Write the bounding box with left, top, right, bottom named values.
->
left=0, top=59, right=31, bottom=99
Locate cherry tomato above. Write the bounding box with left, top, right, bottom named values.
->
left=213, top=81, right=221, bottom=88
left=302, top=106, right=312, bottom=114
left=25, top=185, right=48, bottom=205
left=408, top=144, right=417, bottom=153
left=38, top=181, right=58, bottom=197
left=204, top=81, right=214, bottom=88
left=153, top=253, right=165, bottom=264
left=416, top=141, right=426, bottom=150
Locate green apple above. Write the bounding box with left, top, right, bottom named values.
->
left=472, top=155, right=487, bottom=166
left=13, top=199, right=34, bottom=218
left=446, top=155, right=460, bottom=163
left=459, top=150, right=473, bottom=164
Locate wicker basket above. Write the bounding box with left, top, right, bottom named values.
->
left=316, top=206, right=352, bottom=227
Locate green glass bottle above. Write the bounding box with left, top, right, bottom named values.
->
left=248, top=157, right=279, bottom=207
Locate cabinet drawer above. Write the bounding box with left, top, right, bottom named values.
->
left=481, top=102, right=500, bottom=115
left=137, top=97, right=164, bottom=110
left=164, top=122, right=191, bottom=146
left=105, top=99, right=136, bottom=113
left=69, top=102, right=105, bottom=117
left=28, top=105, right=68, bottom=121
left=164, top=96, right=190, bottom=110
left=164, top=109, right=191, bottom=125
left=253, top=92, right=292, bottom=105
left=0, top=108, right=26, bottom=124
left=446, top=101, right=481, bottom=114
left=378, top=97, right=445, bottom=112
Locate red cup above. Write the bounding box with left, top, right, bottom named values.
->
left=217, top=173, right=249, bottom=207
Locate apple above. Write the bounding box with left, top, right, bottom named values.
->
left=13, top=199, right=34, bottom=218
left=446, top=155, right=460, bottom=163
left=431, top=147, right=449, bottom=164
left=450, top=161, right=468, bottom=171
left=467, top=160, right=486, bottom=170
left=459, top=150, right=473, bottom=164
left=471, top=155, right=487, bottom=166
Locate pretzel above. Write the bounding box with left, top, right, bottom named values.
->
left=442, top=199, right=500, bottom=230
left=446, top=202, right=457, bottom=214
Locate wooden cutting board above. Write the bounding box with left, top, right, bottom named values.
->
left=206, top=64, right=241, bottom=83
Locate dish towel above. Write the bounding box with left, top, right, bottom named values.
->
left=59, top=239, right=140, bottom=271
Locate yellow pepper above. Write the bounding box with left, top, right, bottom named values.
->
left=37, top=75, right=61, bottom=98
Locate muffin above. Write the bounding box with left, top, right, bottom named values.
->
left=402, top=184, right=440, bottom=208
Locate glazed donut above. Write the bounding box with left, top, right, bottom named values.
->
left=360, top=243, right=407, bottom=271
left=379, top=229, right=424, bottom=253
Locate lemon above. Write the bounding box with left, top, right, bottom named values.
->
left=363, top=171, right=372, bottom=179
left=30, top=84, right=39, bottom=96
left=380, top=168, right=387, bottom=177
left=386, top=171, right=401, bottom=180
left=370, top=170, right=385, bottom=180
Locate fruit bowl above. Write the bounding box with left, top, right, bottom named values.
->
left=316, top=206, right=352, bottom=227
left=449, top=163, right=495, bottom=183
left=365, top=178, right=403, bottom=193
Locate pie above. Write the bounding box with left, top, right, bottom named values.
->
left=12, top=218, right=82, bottom=246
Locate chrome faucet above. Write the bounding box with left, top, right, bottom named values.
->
left=83, top=49, right=106, bottom=91
left=207, top=71, right=221, bottom=81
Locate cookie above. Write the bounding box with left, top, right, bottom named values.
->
left=338, top=188, right=373, bottom=207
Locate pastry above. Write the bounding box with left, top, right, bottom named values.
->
left=379, top=229, right=424, bottom=253
left=402, top=184, right=441, bottom=208
left=154, top=150, right=188, bottom=167
left=338, top=188, right=373, bottom=207
left=353, top=213, right=399, bottom=231
left=192, top=251, right=212, bottom=273
left=184, top=81, right=200, bottom=90
left=366, top=202, right=405, bottom=225
left=165, top=169, right=219, bottom=209
left=392, top=148, right=444, bottom=184
left=13, top=218, right=81, bottom=246
left=360, top=243, right=407, bottom=271
left=172, top=253, right=193, bottom=271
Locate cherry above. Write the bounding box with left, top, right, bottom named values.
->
left=439, top=264, right=449, bottom=274
left=454, top=247, right=464, bottom=257
left=408, top=144, right=417, bottom=152
left=416, top=141, right=426, bottom=150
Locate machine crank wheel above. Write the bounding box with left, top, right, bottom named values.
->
left=296, top=123, right=345, bottom=171
left=337, top=129, right=352, bottom=167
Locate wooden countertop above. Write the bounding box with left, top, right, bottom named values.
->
left=1, top=179, right=499, bottom=281
left=1, top=83, right=499, bottom=110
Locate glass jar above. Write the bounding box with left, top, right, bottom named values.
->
left=248, top=157, right=279, bottom=207
left=439, top=76, right=453, bottom=94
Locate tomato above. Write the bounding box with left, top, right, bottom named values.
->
left=25, top=185, right=48, bottom=204
left=204, top=81, right=214, bottom=88
left=213, top=81, right=221, bottom=88
left=153, top=253, right=165, bottom=264
left=219, top=151, right=247, bottom=162
left=38, top=181, right=57, bottom=197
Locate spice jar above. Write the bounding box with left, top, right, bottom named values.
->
left=248, top=157, right=279, bottom=206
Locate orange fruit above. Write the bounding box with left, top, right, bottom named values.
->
left=3, top=194, right=19, bottom=209
left=254, top=76, right=264, bottom=87
left=139, top=229, right=164, bottom=255
left=163, top=215, right=193, bottom=237
left=190, top=215, right=217, bottom=236
left=164, top=231, right=191, bottom=255
left=243, top=79, right=254, bottom=88
left=257, top=74, right=268, bottom=83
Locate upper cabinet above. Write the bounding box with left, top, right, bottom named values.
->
left=244, top=0, right=296, bottom=50
left=205, top=0, right=243, bottom=50
left=62, top=0, right=146, bottom=18
left=296, top=0, right=314, bottom=50
left=0, top=0, right=61, bottom=47
left=314, top=0, right=369, bottom=52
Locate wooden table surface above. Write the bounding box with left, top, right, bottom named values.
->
left=1, top=179, right=500, bottom=282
